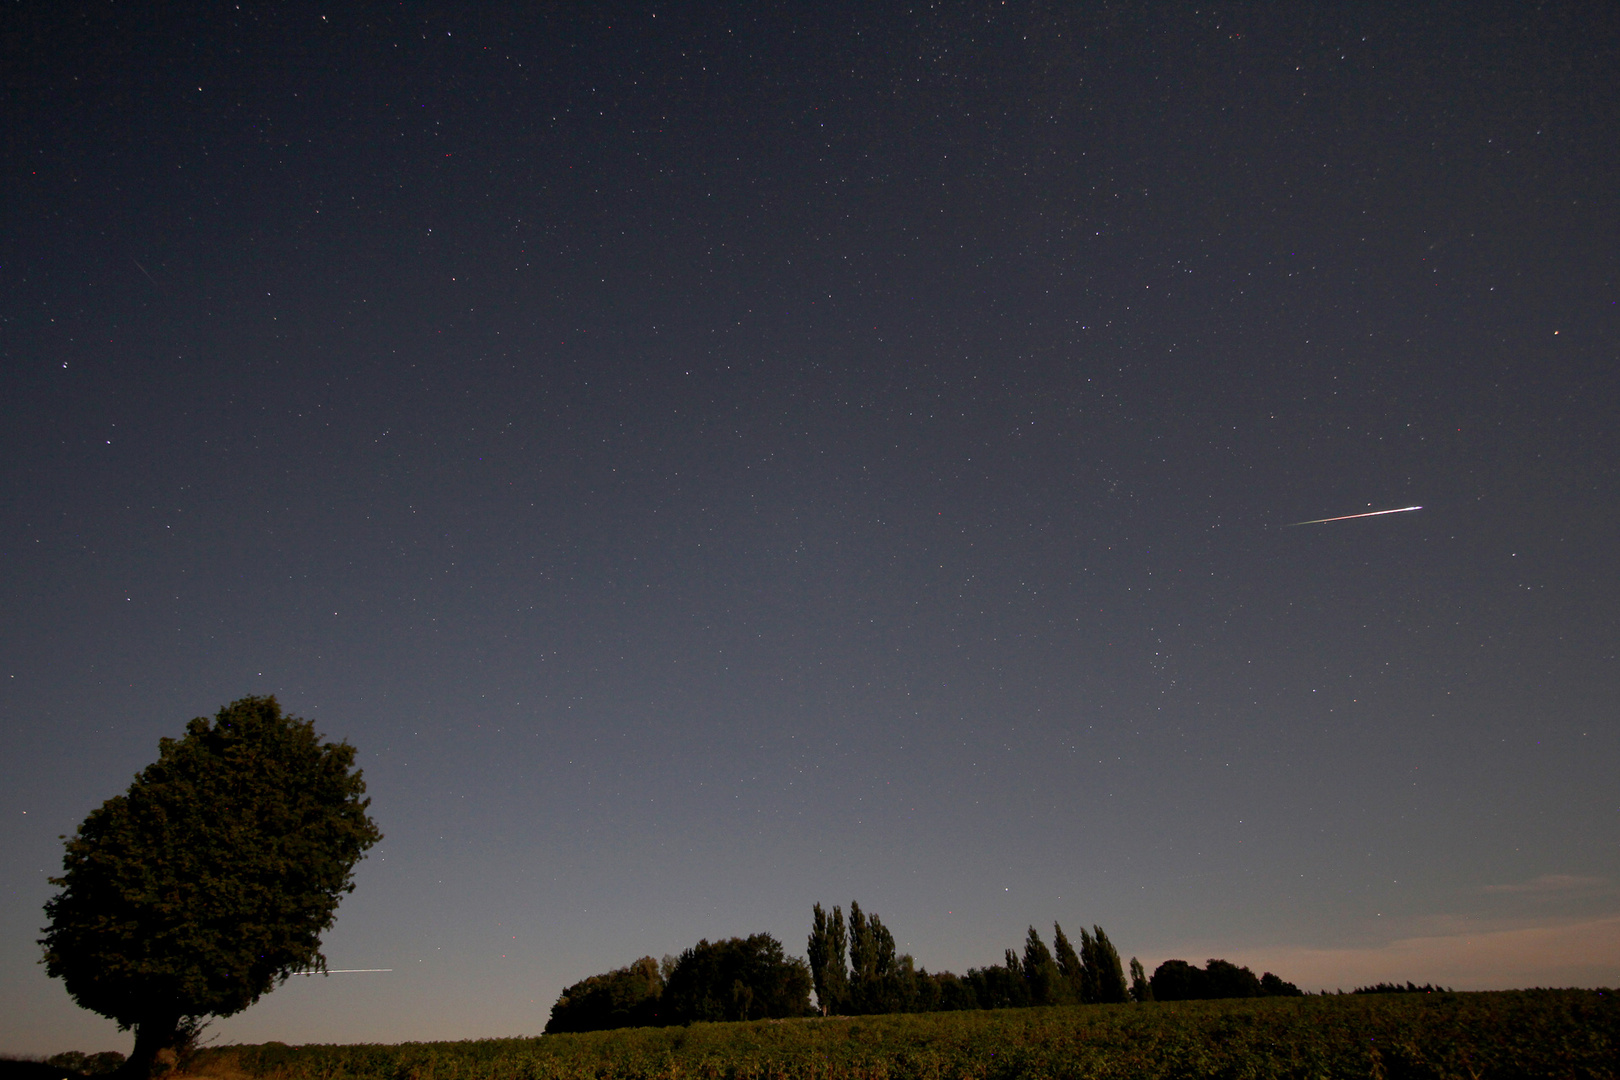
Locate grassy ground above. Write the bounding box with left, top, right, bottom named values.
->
left=190, top=989, right=1619, bottom=1080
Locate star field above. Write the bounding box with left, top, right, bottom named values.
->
left=2, top=0, right=1617, bottom=1053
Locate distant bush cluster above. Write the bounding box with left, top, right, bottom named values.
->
left=545, top=901, right=1304, bottom=1033
left=545, top=934, right=811, bottom=1032
left=48, top=1053, right=124, bottom=1077
left=1353, top=980, right=1451, bottom=994
left=1148, top=958, right=1304, bottom=1001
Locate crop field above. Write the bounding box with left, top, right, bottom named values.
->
left=194, top=989, right=1618, bottom=1080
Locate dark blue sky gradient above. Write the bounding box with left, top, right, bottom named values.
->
left=3, top=0, right=1617, bottom=1052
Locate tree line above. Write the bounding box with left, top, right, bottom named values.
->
left=1352, top=981, right=1450, bottom=995
left=544, top=901, right=1303, bottom=1033
left=805, top=902, right=1136, bottom=1014
left=22, top=697, right=1336, bottom=1078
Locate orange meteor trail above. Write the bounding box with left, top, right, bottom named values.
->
left=1287, top=505, right=1423, bottom=526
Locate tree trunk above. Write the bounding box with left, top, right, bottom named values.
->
left=119, top=1014, right=180, bottom=1080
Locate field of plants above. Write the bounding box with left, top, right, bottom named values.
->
left=196, top=989, right=1618, bottom=1080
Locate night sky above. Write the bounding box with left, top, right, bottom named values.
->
left=3, top=1, right=1618, bottom=1056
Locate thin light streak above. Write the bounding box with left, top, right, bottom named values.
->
left=1287, top=505, right=1423, bottom=527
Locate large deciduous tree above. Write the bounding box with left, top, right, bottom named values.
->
left=660, top=934, right=812, bottom=1023
left=40, top=697, right=381, bottom=1078
left=544, top=956, right=664, bottom=1033
left=1150, top=957, right=1276, bottom=1000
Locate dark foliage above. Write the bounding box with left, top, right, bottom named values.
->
left=1260, top=971, right=1304, bottom=996
left=1079, top=927, right=1130, bottom=1004
left=908, top=968, right=979, bottom=1012
left=846, top=903, right=901, bottom=1013
left=1, top=1062, right=88, bottom=1080
left=1203, top=959, right=1263, bottom=999
left=544, top=957, right=663, bottom=1033
left=1152, top=958, right=1301, bottom=1001
left=1128, top=957, right=1153, bottom=1002
left=660, top=934, right=813, bottom=1024
left=44, top=1054, right=125, bottom=1077
left=1353, top=980, right=1449, bottom=994
left=1150, top=959, right=1203, bottom=1001
left=1052, top=924, right=1085, bottom=1002
left=39, top=697, right=380, bottom=1078
left=804, top=907, right=1170, bottom=1016
left=812, top=900, right=961, bottom=1016
left=806, top=904, right=849, bottom=1015
left=1021, top=927, right=1068, bottom=1006
left=543, top=907, right=1308, bottom=1035
left=963, top=952, right=1030, bottom=1010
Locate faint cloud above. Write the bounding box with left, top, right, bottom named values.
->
left=1483, top=874, right=1604, bottom=895
left=1151, top=913, right=1620, bottom=992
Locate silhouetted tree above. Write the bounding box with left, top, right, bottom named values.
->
left=1260, top=971, right=1304, bottom=997
left=1079, top=926, right=1129, bottom=1004
left=964, top=951, right=1023, bottom=1010
left=807, top=903, right=849, bottom=1014
left=1129, top=957, right=1153, bottom=1002
left=846, top=902, right=898, bottom=1013
left=846, top=901, right=872, bottom=1003
left=906, top=965, right=965, bottom=1013
left=887, top=952, right=922, bottom=1014
left=1053, top=923, right=1085, bottom=1002
left=1203, top=958, right=1262, bottom=998
left=45, top=1052, right=125, bottom=1076
left=660, top=934, right=812, bottom=1024
left=1150, top=959, right=1206, bottom=1001
left=545, top=956, right=664, bottom=1033
left=1021, top=927, right=1066, bottom=1005
left=1151, top=958, right=1275, bottom=1001
left=39, top=697, right=380, bottom=1079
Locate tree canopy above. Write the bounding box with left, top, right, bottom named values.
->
left=660, top=934, right=813, bottom=1023
left=1022, top=927, right=1067, bottom=1006
left=806, top=903, right=849, bottom=1015
left=1078, top=926, right=1130, bottom=1004
left=1150, top=958, right=1301, bottom=1001
left=546, top=906, right=1311, bottom=1034
left=40, top=697, right=380, bottom=1077
left=544, top=957, right=664, bottom=1033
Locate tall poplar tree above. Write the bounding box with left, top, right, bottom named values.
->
left=807, top=903, right=849, bottom=1015
left=846, top=901, right=897, bottom=1013
left=1129, top=957, right=1153, bottom=1002
left=1052, top=923, right=1085, bottom=1003
left=1080, top=926, right=1129, bottom=1004
left=847, top=900, right=873, bottom=1005
left=1021, top=927, right=1065, bottom=1005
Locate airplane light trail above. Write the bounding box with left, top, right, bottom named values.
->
left=1287, top=505, right=1423, bottom=526
left=290, top=968, right=393, bottom=976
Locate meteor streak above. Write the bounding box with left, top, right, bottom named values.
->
left=1287, top=505, right=1423, bottom=526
